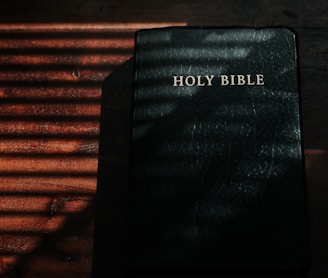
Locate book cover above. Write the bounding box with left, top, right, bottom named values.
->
left=126, top=27, right=309, bottom=276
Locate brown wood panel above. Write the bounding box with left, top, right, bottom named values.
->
left=0, top=23, right=129, bottom=278
left=0, top=0, right=326, bottom=277
left=0, top=0, right=326, bottom=27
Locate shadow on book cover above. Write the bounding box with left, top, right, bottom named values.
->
left=93, top=27, right=310, bottom=278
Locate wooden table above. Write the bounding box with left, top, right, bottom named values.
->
left=0, top=1, right=326, bottom=277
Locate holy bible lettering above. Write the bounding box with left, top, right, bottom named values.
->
left=172, top=74, right=265, bottom=87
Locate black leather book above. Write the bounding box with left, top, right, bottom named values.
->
left=126, top=27, right=310, bottom=276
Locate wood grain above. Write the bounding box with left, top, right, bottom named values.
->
left=0, top=0, right=326, bottom=277
left=0, top=23, right=126, bottom=278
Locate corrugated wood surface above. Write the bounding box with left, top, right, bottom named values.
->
left=0, top=24, right=113, bottom=278
left=0, top=1, right=327, bottom=277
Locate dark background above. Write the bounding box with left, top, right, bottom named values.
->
left=0, top=1, right=326, bottom=277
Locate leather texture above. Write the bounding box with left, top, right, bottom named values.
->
left=127, top=27, right=309, bottom=275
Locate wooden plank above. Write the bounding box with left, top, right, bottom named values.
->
left=0, top=139, right=98, bottom=154
left=0, top=0, right=326, bottom=27
left=0, top=87, right=100, bottom=99
left=0, top=178, right=96, bottom=193
left=0, top=156, right=97, bottom=173
left=298, top=29, right=328, bottom=152
left=0, top=103, right=100, bottom=117
left=0, top=120, right=98, bottom=137
left=0, top=173, right=95, bottom=276
left=0, top=23, right=115, bottom=277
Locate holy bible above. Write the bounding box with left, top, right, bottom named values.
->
left=126, top=27, right=309, bottom=276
